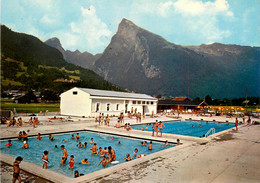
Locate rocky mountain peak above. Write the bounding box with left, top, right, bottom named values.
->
left=45, top=37, right=66, bottom=59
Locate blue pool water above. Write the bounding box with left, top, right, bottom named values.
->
left=0, top=131, right=174, bottom=177
left=131, top=120, right=235, bottom=137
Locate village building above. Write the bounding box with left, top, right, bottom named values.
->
left=157, top=97, right=208, bottom=112
left=60, top=87, right=158, bottom=117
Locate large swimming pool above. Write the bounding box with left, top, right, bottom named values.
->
left=131, top=120, right=235, bottom=137
left=0, top=131, right=174, bottom=178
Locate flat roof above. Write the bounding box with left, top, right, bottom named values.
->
left=76, top=87, right=157, bottom=100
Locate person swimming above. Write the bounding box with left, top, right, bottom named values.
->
left=37, top=133, right=42, bottom=140
left=81, top=158, right=90, bottom=165
left=132, top=148, right=138, bottom=160
left=49, top=134, right=55, bottom=141
left=98, top=156, right=107, bottom=167
left=22, top=141, right=29, bottom=149
left=42, top=150, right=49, bottom=169
left=90, top=143, right=98, bottom=154
left=89, top=138, right=94, bottom=144
left=148, top=141, right=153, bottom=150
left=76, top=133, right=80, bottom=141
left=141, top=141, right=147, bottom=146
left=124, top=154, right=131, bottom=161
left=68, top=155, right=75, bottom=169
left=71, top=134, right=75, bottom=139
left=78, top=142, right=83, bottom=148
left=163, top=140, right=169, bottom=147
left=83, top=142, right=87, bottom=148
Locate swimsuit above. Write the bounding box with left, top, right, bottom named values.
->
left=69, top=161, right=74, bottom=168
left=13, top=164, right=20, bottom=178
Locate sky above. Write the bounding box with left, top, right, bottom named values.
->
left=2, top=0, right=260, bottom=54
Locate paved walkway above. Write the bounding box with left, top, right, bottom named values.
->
left=90, top=125, right=260, bottom=183
left=1, top=114, right=260, bottom=182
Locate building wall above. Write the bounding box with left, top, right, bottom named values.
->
left=60, top=87, right=157, bottom=117
left=60, top=88, right=91, bottom=117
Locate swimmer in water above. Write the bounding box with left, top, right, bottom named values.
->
left=71, top=134, right=75, bottom=139
left=148, top=141, right=153, bottom=150
left=42, top=150, right=49, bottom=169
left=76, top=133, right=80, bottom=141
left=98, top=156, right=107, bottom=167
left=78, top=142, right=83, bottom=148
left=68, top=155, right=75, bottom=169
left=89, top=138, right=94, bottom=144
left=90, top=143, right=98, bottom=154
left=124, top=153, right=131, bottom=161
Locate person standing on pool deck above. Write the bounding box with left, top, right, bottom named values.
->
left=13, top=156, right=23, bottom=183
left=158, top=121, right=165, bottom=137
left=60, top=145, right=68, bottom=165
left=235, top=118, right=239, bottom=131
left=108, top=146, right=116, bottom=162
left=177, top=139, right=181, bottom=145
left=152, top=122, right=156, bottom=136
left=155, top=120, right=159, bottom=136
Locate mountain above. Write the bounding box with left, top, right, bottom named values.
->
left=45, top=38, right=101, bottom=69
left=45, top=37, right=67, bottom=60
left=93, top=18, right=260, bottom=98
left=1, top=25, right=124, bottom=93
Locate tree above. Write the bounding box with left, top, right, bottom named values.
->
left=192, top=97, right=201, bottom=103
left=205, top=95, right=213, bottom=105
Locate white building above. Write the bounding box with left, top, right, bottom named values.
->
left=60, top=87, right=158, bottom=117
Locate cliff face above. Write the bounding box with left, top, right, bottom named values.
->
left=93, top=19, right=260, bottom=98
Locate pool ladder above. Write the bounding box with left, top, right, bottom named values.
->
left=205, top=128, right=215, bottom=137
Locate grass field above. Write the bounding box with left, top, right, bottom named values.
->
left=0, top=99, right=60, bottom=113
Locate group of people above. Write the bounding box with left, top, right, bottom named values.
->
left=152, top=120, right=165, bottom=137
left=5, top=117, right=39, bottom=128
left=96, top=113, right=110, bottom=126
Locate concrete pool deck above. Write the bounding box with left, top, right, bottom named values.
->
left=1, top=113, right=260, bottom=182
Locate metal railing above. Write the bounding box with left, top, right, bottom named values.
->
left=205, top=128, right=215, bottom=137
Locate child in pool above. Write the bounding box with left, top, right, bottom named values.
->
left=37, top=133, right=42, bottom=140
left=74, top=170, right=80, bottom=178
left=102, top=147, right=108, bottom=155
left=76, top=133, right=80, bottom=141
left=22, top=141, right=29, bottom=149
left=98, top=156, right=107, bottom=167
left=89, top=138, right=94, bottom=143
left=124, top=153, right=131, bottom=161
left=49, top=134, right=55, bottom=141
left=83, top=142, right=87, bottom=148
left=81, top=158, right=90, bottom=165
left=78, top=142, right=83, bottom=148
left=106, top=156, right=110, bottom=165
left=68, top=155, right=75, bottom=169
left=141, top=141, right=147, bottom=146
left=148, top=141, right=152, bottom=150
left=71, top=134, right=75, bottom=139
left=118, top=141, right=121, bottom=145
left=132, top=148, right=138, bottom=159
left=42, top=150, right=49, bottom=169
left=90, top=143, right=98, bottom=154
left=97, top=147, right=103, bottom=156
left=163, top=140, right=169, bottom=147
left=6, top=140, right=12, bottom=147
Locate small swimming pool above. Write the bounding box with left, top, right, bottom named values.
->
left=131, top=120, right=235, bottom=137
left=0, top=131, right=174, bottom=178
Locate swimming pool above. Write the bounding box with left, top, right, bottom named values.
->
left=0, top=131, right=174, bottom=178
left=131, top=120, right=236, bottom=137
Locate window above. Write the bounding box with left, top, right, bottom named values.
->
left=73, top=91, right=78, bottom=95
left=107, top=104, right=110, bottom=111
left=116, top=104, right=119, bottom=110
left=147, top=101, right=150, bottom=104
left=132, top=101, right=136, bottom=104
left=142, top=101, right=145, bottom=104
left=96, top=103, right=100, bottom=112
left=138, top=101, right=141, bottom=104
left=151, top=102, right=154, bottom=105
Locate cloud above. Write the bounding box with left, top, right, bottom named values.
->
left=173, top=0, right=233, bottom=17
left=40, top=15, right=57, bottom=25
left=57, top=5, right=112, bottom=53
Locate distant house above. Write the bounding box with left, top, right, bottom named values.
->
left=60, top=87, right=158, bottom=117
left=172, top=97, right=191, bottom=102
left=158, top=100, right=208, bottom=112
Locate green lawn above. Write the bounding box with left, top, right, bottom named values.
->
left=0, top=100, right=60, bottom=113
